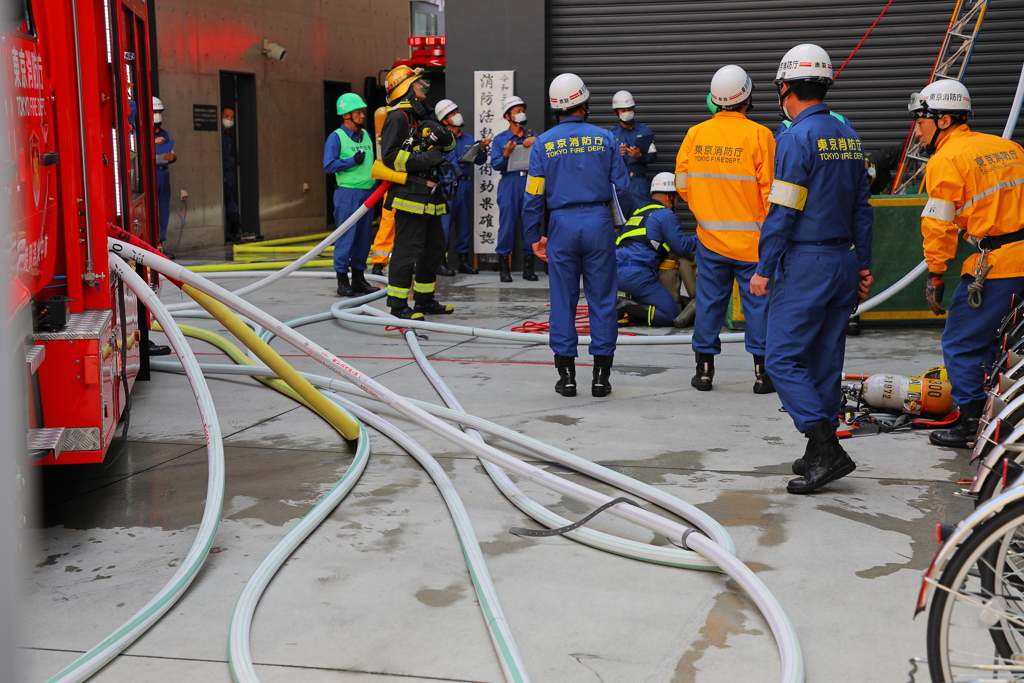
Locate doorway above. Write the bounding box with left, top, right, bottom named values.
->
left=219, top=72, right=260, bottom=240
left=323, top=80, right=351, bottom=226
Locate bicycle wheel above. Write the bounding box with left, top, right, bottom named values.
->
left=928, top=498, right=1024, bottom=681
left=975, top=404, right=1024, bottom=507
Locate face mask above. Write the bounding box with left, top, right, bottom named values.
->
left=512, top=112, right=527, bottom=125
left=450, top=113, right=464, bottom=127
left=153, top=113, right=163, bottom=125
left=618, top=111, right=634, bottom=123
left=777, top=86, right=793, bottom=122
left=222, top=118, right=234, bottom=129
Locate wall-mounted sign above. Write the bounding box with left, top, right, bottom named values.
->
left=192, top=104, right=219, bottom=131
left=473, top=70, right=513, bottom=254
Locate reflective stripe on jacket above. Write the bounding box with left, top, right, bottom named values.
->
left=674, top=111, right=774, bottom=262
left=921, top=124, right=1024, bottom=279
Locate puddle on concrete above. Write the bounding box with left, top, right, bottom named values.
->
left=415, top=582, right=467, bottom=607
left=479, top=535, right=534, bottom=556
left=539, top=414, right=584, bottom=427
left=671, top=591, right=764, bottom=682
left=615, top=365, right=668, bottom=377
left=694, top=490, right=785, bottom=547
left=596, top=450, right=706, bottom=485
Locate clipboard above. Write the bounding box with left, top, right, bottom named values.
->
left=608, top=184, right=626, bottom=227
left=156, top=138, right=175, bottom=156
left=506, top=144, right=531, bottom=173
left=458, top=142, right=481, bottom=165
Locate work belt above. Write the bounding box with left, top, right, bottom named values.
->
left=618, top=259, right=653, bottom=269
left=503, top=171, right=527, bottom=177
left=965, top=228, right=1024, bottom=309
left=157, top=165, right=169, bottom=170
left=788, top=237, right=850, bottom=246
left=976, top=229, right=1024, bottom=251
left=628, top=172, right=643, bottom=178
left=406, top=175, right=438, bottom=189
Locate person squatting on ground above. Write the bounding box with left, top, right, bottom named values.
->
left=908, top=81, right=1024, bottom=448
left=676, top=65, right=777, bottom=394
left=524, top=73, right=636, bottom=398
left=607, top=90, right=658, bottom=209
left=749, top=44, right=874, bottom=494
left=379, top=66, right=457, bottom=321
left=490, top=95, right=539, bottom=283
left=324, top=93, right=378, bottom=297
left=437, top=98, right=490, bottom=276
left=615, top=172, right=697, bottom=328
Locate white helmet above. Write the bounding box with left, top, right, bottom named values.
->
left=650, top=172, right=675, bottom=194
left=548, top=73, right=590, bottom=110
left=910, top=80, right=972, bottom=116
left=775, top=44, right=833, bottom=84
left=501, top=95, right=526, bottom=116
left=710, top=65, right=752, bottom=107
left=152, top=96, right=165, bottom=111
left=611, top=90, right=635, bottom=110
left=435, top=98, right=458, bottom=121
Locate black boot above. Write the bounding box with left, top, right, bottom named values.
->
left=390, top=306, right=424, bottom=321
left=458, top=253, right=478, bottom=274
left=554, top=354, right=577, bottom=397
left=436, top=255, right=456, bottom=277
left=753, top=355, right=776, bottom=394
left=371, top=263, right=385, bottom=276
left=350, top=269, right=377, bottom=294
left=787, top=419, right=856, bottom=494
left=413, top=299, right=455, bottom=315
left=592, top=354, right=613, bottom=397
left=792, top=437, right=814, bottom=475
left=336, top=271, right=353, bottom=297
left=522, top=254, right=538, bottom=281
left=847, top=315, right=861, bottom=337
left=929, top=400, right=985, bottom=448
left=691, top=353, right=715, bottom=391
left=619, top=304, right=655, bottom=327
left=147, top=339, right=172, bottom=356
left=499, top=255, right=512, bottom=283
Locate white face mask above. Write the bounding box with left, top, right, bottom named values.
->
left=222, top=118, right=234, bottom=129
left=153, top=113, right=163, bottom=125
left=450, top=112, right=464, bottom=127
left=511, top=112, right=527, bottom=124
left=618, top=110, right=635, bottom=123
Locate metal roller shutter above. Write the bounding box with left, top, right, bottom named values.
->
left=549, top=0, right=1024, bottom=205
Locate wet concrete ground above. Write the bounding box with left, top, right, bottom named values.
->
left=22, top=263, right=973, bottom=682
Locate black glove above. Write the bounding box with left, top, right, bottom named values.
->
left=925, top=271, right=946, bottom=315
left=418, top=148, right=443, bottom=168
left=352, top=150, right=366, bottom=165
left=421, top=120, right=450, bottom=148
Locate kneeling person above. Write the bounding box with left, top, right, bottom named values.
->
left=616, top=172, right=696, bottom=327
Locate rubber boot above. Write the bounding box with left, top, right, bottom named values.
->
left=458, top=253, right=478, bottom=274
left=371, top=263, right=385, bottom=276
left=787, top=419, right=856, bottom=494
left=592, top=354, right=613, bottom=397
left=691, top=353, right=715, bottom=391
left=929, top=400, right=984, bottom=448
left=436, top=255, right=456, bottom=277
left=554, top=354, right=577, bottom=397
left=792, top=437, right=814, bottom=476
left=752, top=355, right=776, bottom=394
left=336, top=271, right=353, bottom=297
left=350, top=269, right=377, bottom=295
left=413, top=299, right=455, bottom=315
left=522, top=254, right=538, bottom=281
left=847, top=315, right=861, bottom=337
left=390, top=306, right=424, bottom=321
left=499, top=255, right=512, bottom=283
left=620, top=304, right=654, bottom=327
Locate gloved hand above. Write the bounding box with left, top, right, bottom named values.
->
left=421, top=120, right=448, bottom=147
left=926, top=271, right=946, bottom=315
left=352, top=150, right=366, bottom=165
left=418, top=148, right=443, bottom=168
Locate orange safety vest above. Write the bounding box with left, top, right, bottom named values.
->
left=921, top=124, right=1024, bottom=279
left=674, top=111, right=775, bottom=263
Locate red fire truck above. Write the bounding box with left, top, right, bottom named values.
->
left=7, top=0, right=158, bottom=464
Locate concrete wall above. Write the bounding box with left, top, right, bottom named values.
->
left=153, top=0, right=410, bottom=250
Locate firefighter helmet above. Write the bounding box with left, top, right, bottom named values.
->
left=501, top=95, right=526, bottom=116
left=612, top=90, right=635, bottom=109
left=650, top=172, right=676, bottom=194
left=384, top=65, right=424, bottom=104
left=152, top=96, right=165, bottom=112
left=548, top=73, right=590, bottom=110
left=910, top=80, right=972, bottom=117
left=337, top=93, right=367, bottom=116
left=435, top=99, right=458, bottom=121
left=710, top=65, right=752, bottom=107
left=775, top=44, right=833, bottom=84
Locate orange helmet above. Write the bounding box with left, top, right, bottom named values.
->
left=385, top=65, right=425, bottom=105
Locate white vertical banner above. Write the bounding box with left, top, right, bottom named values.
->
left=473, top=70, right=513, bottom=254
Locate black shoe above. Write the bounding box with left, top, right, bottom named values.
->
left=787, top=419, right=857, bottom=494
left=792, top=437, right=815, bottom=475
left=436, top=257, right=456, bottom=277
left=226, top=232, right=242, bottom=243
left=350, top=269, right=377, bottom=295
left=147, top=340, right=172, bottom=356
left=457, top=253, right=478, bottom=274
left=390, top=306, right=424, bottom=321
left=847, top=315, right=861, bottom=337
left=413, top=300, right=455, bottom=315
left=336, top=272, right=353, bottom=297
left=522, top=254, right=538, bottom=281
left=753, top=355, right=776, bottom=394
left=499, top=256, right=512, bottom=283
left=371, top=263, right=385, bottom=277
left=691, top=353, right=715, bottom=391
left=592, top=354, right=613, bottom=397
left=554, top=354, right=577, bottom=397
left=929, top=400, right=984, bottom=448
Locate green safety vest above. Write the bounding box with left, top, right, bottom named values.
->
left=334, top=127, right=374, bottom=190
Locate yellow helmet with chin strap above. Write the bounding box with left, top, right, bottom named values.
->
left=385, top=65, right=425, bottom=105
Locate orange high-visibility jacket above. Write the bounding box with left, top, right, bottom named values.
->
left=921, top=124, right=1024, bottom=279
left=674, top=111, right=775, bottom=263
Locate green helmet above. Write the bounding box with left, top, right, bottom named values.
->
left=337, top=93, right=367, bottom=116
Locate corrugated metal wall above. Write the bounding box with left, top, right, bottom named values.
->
left=549, top=0, right=1024, bottom=189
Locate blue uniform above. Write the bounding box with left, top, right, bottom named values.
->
left=775, top=110, right=853, bottom=139
left=324, top=127, right=375, bottom=273
left=524, top=116, right=636, bottom=356
left=223, top=129, right=240, bottom=230
left=491, top=127, right=534, bottom=256
left=757, top=104, right=873, bottom=433
left=441, top=130, right=487, bottom=254
left=608, top=122, right=657, bottom=208
left=154, top=126, right=172, bottom=241
left=616, top=204, right=696, bottom=326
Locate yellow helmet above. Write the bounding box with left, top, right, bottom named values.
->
left=385, top=65, right=424, bottom=104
